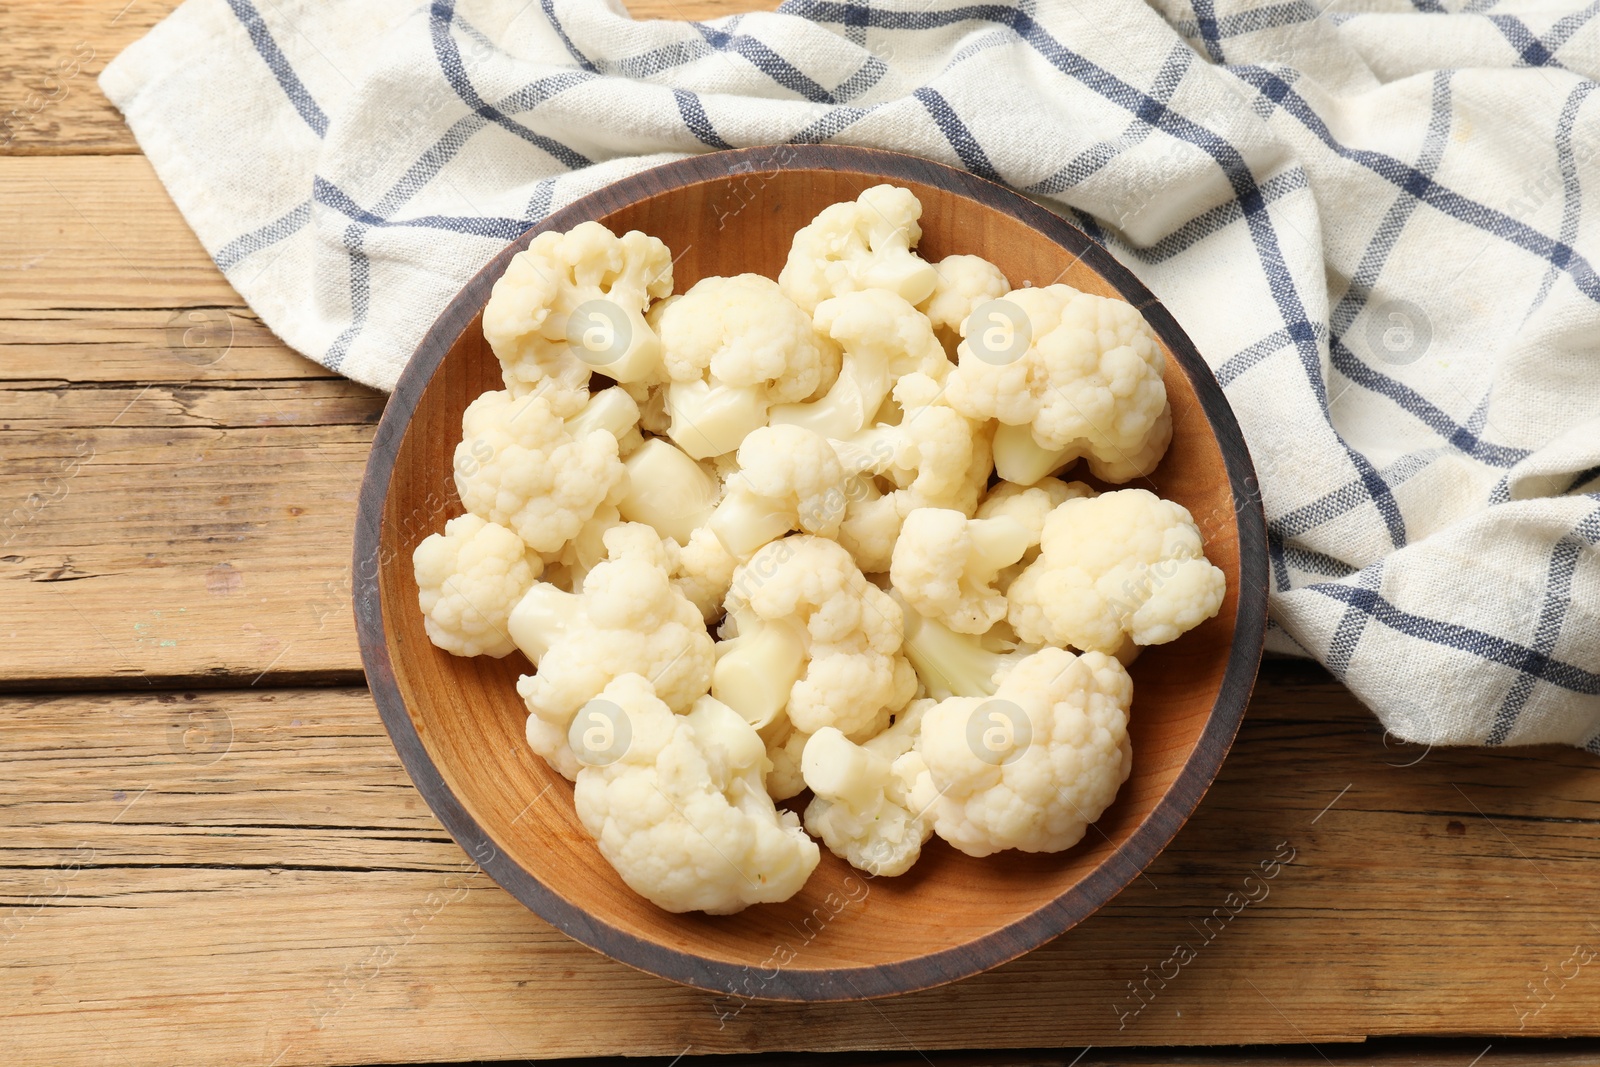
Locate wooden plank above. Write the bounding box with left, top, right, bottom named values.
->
left=0, top=155, right=333, bottom=384
left=0, top=405, right=379, bottom=687
left=0, top=155, right=383, bottom=686
left=0, top=1, right=160, bottom=156
left=0, top=0, right=784, bottom=156
left=4, top=671, right=1600, bottom=1067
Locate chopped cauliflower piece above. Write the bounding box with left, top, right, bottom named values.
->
left=946, top=284, right=1171, bottom=483
left=918, top=254, right=1010, bottom=356
left=902, top=646, right=1132, bottom=857
left=975, top=477, right=1096, bottom=590
left=674, top=524, right=739, bottom=622
left=654, top=274, right=839, bottom=458
left=759, top=715, right=811, bottom=802
left=831, top=373, right=974, bottom=499
left=833, top=379, right=995, bottom=573
left=777, top=184, right=938, bottom=314
left=714, top=535, right=916, bottom=738
left=708, top=424, right=847, bottom=558
left=617, top=437, right=719, bottom=546
left=894, top=591, right=1037, bottom=700
left=890, top=508, right=1031, bottom=635
left=1007, top=488, right=1226, bottom=653
left=412, top=514, right=542, bottom=658
left=483, top=222, right=674, bottom=410
left=454, top=389, right=629, bottom=555
left=769, top=289, right=951, bottom=442
left=802, top=701, right=933, bottom=876
left=509, top=524, right=714, bottom=778
left=572, top=674, right=819, bottom=914
left=974, top=477, right=1094, bottom=549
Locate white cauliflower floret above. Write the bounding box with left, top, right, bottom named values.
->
left=509, top=524, right=714, bottom=778
left=834, top=378, right=996, bottom=573
left=890, top=508, right=1031, bottom=635
left=832, top=372, right=974, bottom=499
left=539, top=504, right=619, bottom=591
left=454, top=389, right=628, bottom=555
left=483, top=222, right=674, bottom=411
left=975, top=477, right=1095, bottom=548
left=777, top=184, right=938, bottom=314
left=895, top=597, right=1039, bottom=700
left=707, top=424, right=847, bottom=559
left=675, top=524, right=738, bottom=621
left=616, top=437, right=720, bottom=546
left=802, top=701, right=933, bottom=876
left=918, top=254, right=1010, bottom=356
left=975, top=477, right=1096, bottom=590
left=753, top=701, right=893, bottom=804
left=412, top=514, right=542, bottom=658
left=654, top=275, right=841, bottom=459
left=946, top=284, right=1171, bottom=484
left=759, top=715, right=811, bottom=802
left=835, top=478, right=915, bottom=576
left=714, top=535, right=916, bottom=738
left=902, top=646, right=1132, bottom=858
left=1007, top=488, right=1226, bottom=653
left=769, top=289, right=952, bottom=442
left=572, top=675, right=819, bottom=914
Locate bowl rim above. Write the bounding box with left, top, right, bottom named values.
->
left=353, top=143, right=1269, bottom=1002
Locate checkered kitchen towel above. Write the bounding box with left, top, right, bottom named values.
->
left=101, top=0, right=1600, bottom=748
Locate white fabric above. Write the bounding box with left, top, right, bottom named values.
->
left=102, top=0, right=1600, bottom=747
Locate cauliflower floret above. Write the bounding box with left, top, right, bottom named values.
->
left=918, top=254, right=1010, bottom=357
left=832, top=373, right=974, bottom=498
left=975, top=477, right=1095, bottom=548
left=902, top=647, right=1132, bottom=858
left=654, top=275, right=840, bottom=459
left=895, top=595, right=1039, bottom=700
left=836, top=478, right=914, bottom=576
left=572, top=675, right=819, bottom=914
left=714, top=535, right=916, bottom=738
left=759, top=715, right=810, bottom=802
left=834, top=382, right=996, bottom=574
left=483, top=222, right=674, bottom=411
left=412, top=514, right=543, bottom=658
left=539, top=504, right=620, bottom=591
left=890, top=508, right=1031, bottom=635
left=675, top=524, right=738, bottom=621
left=975, top=477, right=1096, bottom=590
left=768, top=289, right=952, bottom=443
left=777, top=184, right=939, bottom=314
left=707, top=424, right=847, bottom=558
left=946, top=284, right=1171, bottom=484
left=454, top=389, right=629, bottom=555
left=1007, top=488, right=1226, bottom=653
left=509, top=524, right=714, bottom=778
left=802, top=700, right=933, bottom=876
left=617, top=437, right=720, bottom=546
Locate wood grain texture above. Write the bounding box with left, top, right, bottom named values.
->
left=0, top=156, right=382, bottom=688
left=0, top=0, right=784, bottom=155
left=5, top=672, right=1600, bottom=1067
left=359, top=145, right=1268, bottom=1000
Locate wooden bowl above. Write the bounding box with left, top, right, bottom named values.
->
left=353, top=145, right=1268, bottom=1001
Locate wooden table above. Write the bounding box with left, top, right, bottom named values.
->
left=5, top=2, right=1600, bottom=1064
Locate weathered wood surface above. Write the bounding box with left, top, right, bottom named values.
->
left=4, top=670, right=1600, bottom=1067
left=0, top=155, right=382, bottom=688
